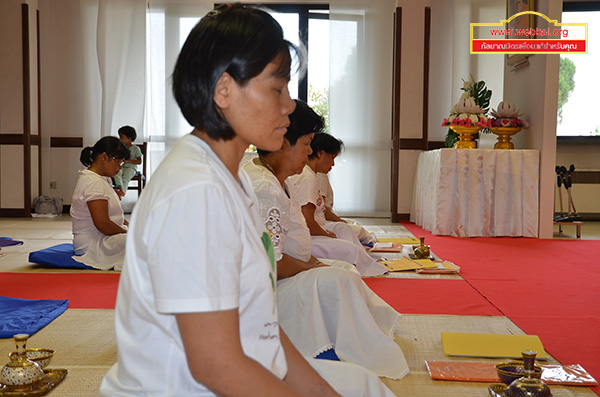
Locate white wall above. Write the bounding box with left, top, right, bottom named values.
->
left=0, top=0, right=41, bottom=210
left=39, top=0, right=87, bottom=203
left=502, top=0, right=562, bottom=238
left=399, top=0, right=563, bottom=238
left=2, top=0, right=587, bottom=235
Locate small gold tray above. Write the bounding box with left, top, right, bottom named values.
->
left=0, top=369, right=67, bottom=397
left=408, top=253, right=435, bottom=261
left=488, top=383, right=507, bottom=397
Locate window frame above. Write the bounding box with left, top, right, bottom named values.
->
left=557, top=2, right=600, bottom=141
left=215, top=3, right=329, bottom=102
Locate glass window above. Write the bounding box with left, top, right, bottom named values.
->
left=558, top=9, right=600, bottom=136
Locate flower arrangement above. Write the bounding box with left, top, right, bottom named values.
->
left=442, top=98, right=492, bottom=128
left=444, top=76, right=493, bottom=147
left=489, top=101, right=530, bottom=128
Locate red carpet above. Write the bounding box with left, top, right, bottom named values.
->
left=0, top=273, right=119, bottom=309
left=363, top=278, right=502, bottom=316
left=402, top=222, right=600, bottom=394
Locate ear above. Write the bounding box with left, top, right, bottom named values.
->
left=213, top=72, right=235, bottom=109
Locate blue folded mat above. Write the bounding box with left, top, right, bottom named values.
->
left=28, top=243, right=94, bottom=270
left=0, top=296, right=69, bottom=338
left=0, top=237, right=24, bottom=248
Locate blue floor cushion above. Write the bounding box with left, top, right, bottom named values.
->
left=28, top=243, right=95, bottom=270
left=315, top=349, right=340, bottom=361
left=0, top=296, right=69, bottom=338
left=0, top=237, right=24, bottom=248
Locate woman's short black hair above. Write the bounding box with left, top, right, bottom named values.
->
left=308, top=132, right=344, bottom=159
left=118, top=125, right=137, bottom=141
left=80, top=136, right=130, bottom=167
left=172, top=4, right=300, bottom=141
left=257, top=99, right=324, bottom=156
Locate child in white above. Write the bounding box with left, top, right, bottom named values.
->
left=113, top=125, right=142, bottom=197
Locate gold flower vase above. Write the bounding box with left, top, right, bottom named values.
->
left=449, top=126, right=481, bottom=149
left=490, top=127, right=522, bottom=149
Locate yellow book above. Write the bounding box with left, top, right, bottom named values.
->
left=441, top=332, right=548, bottom=360
left=413, top=259, right=438, bottom=269
left=379, top=257, right=423, bottom=271
left=417, top=261, right=460, bottom=274
left=377, top=237, right=419, bottom=244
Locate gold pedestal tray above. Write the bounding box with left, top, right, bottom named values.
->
left=449, top=125, right=481, bottom=149
left=491, top=127, right=522, bottom=149
left=0, top=369, right=67, bottom=396
left=488, top=383, right=507, bottom=396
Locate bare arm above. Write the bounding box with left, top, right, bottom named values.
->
left=324, top=207, right=346, bottom=223
left=277, top=254, right=327, bottom=281
left=126, top=156, right=142, bottom=165
left=300, top=204, right=336, bottom=238
left=87, top=199, right=127, bottom=235
left=279, top=328, right=341, bottom=396
left=177, top=310, right=300, bottom=396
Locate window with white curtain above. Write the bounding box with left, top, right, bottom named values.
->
left=329, top=0, right=395, bottom=217
left=144, top=1, right=394, bottom=217
left=145, top=1, right=212, bottom=173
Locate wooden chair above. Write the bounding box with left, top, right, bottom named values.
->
left=128, top=142, right=147, bottom=197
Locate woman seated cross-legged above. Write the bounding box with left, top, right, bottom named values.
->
left=101, top=5, right=394, bottom=396
left=244, top=99, right=409, bottom=380
left=70, top=136, right=129, bottom=271
left=287, top=130, right=385, bottom=277
left=317, top=171, right=376, bottom=245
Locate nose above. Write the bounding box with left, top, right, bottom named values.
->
left=307, top=146, right=313, bottom=156
left=281, top=85, right=295, bottom=116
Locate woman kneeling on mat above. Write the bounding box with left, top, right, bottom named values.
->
left=71, top=136, right=129, bottom=271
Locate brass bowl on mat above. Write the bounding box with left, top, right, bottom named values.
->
left=495, top=361, right=542, bottom=385
left=9, top=348, right=54, bottom=369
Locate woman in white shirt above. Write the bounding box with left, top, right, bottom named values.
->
left=70, top=136, right=129, bottom=270
left=289, top=133, right=385, bottom=276
left=244, top=100, right=409, bottom=380
left=100, top=4, right=393, bottom=396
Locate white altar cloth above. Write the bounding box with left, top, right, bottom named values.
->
left=410, top=148, right=539, bottom=237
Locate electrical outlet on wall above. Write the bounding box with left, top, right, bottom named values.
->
left=50, top=181, right=57, bottom=189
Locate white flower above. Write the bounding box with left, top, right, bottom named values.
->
left=458, top=113, right=468, bottom=120
left=469, top=114, right=479, bottom=124
left=491, top=101, right=523, bottom=118
left=448, top=115, right=456, bottom=123
left=454, top=97, right=485, bottom=114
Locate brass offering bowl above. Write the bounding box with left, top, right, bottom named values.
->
left=495, top=361, right=543, bottom=385
left=0, top=334, right=45, bottom=389
left=9, top=348, right=54, bottom=369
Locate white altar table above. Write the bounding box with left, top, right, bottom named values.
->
left=410, top=148, right=539, bottom=237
